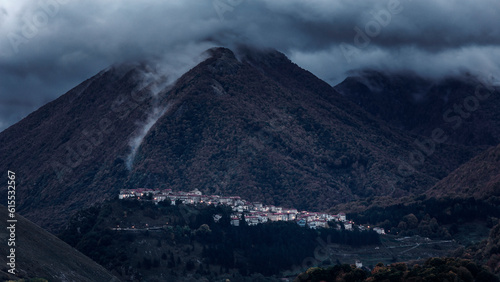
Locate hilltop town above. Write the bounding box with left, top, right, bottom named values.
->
left=119, top=188, right=385, bottom=234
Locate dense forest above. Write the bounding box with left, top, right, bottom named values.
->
left=57, top=197, right=500, bottom=280
left=58, top=199, right=379, bottom=280
left=458, top=222, right=500, bottom=276
left=349, top=196, right=500, bottom=239
left=294, top=258, right=499, bottom=282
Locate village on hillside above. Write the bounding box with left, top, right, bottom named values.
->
left=118, top=188, right=385, bottom=234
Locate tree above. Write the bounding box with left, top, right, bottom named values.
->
left=142, top=257, right=152, bottom=270
left=186, top=259, right=196, bottom=271
left=398, top=221, right=408, bottom=230
left=240, top=214, right=247, bottom=227
left=195, top=224, right=212, bottom=237
left=404, top=213, right=419, bottom=229
left=158, top=198, right=171, bottom=207
left=430, top=218, right=439, bottom=233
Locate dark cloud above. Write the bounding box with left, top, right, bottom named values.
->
left=1, top=0, right=499, bottom=131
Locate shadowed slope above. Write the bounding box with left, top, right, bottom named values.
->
left=0, top=205, right=119, bottom=281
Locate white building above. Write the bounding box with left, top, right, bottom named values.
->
left=230, top=215, right=240, bottom=226
left=119, top=190, right=134, bottom=199
left=338, top=213, right=347, bottom=222
left=257, top=214, right=268, bottom=223
left=297, top=219, right=307, bottom=227
left=153, top=195, right=168, bottom=203
left=308, top=220, right=327, bottom=229
left=245, top=216, right=259, bottom=226
left=268, top=213, right=282, bottom=221
left=189, top=189, right=202, bottom=195
left=253, top=202, right=263, bottom=210
left=213, top=214, right=222, bottom=223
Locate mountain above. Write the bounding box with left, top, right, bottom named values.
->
left=0, top=205, right=119, bottom=281
left=334, top=70, right=500, bottom=147
left=427, top=143, right=500, bottom=199
left=0, top=61, right=168, bottom=230
left=0, top=47, right=477, bottom=231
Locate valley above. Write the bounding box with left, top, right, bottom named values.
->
left=58, top=197, right=473, bottom=281
left=1, top=47, right=499, bottom=281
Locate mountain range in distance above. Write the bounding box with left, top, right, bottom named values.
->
left=335, top=69, right=500, bottom=147
left=1, top=47, right=499, bottom=232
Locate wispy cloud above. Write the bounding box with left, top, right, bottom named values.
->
left=126, top=105, right=168, bottom=170
left=1, top=0, right=499, bottom=131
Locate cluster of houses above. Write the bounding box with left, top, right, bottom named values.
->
left=118, top=188, right=385, bottom=234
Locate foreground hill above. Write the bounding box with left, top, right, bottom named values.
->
left=0, top=47, right=476, bottom=230
left=0, top=205, right=119, bottom=281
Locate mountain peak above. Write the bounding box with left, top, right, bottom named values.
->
left=206, top=46, right=237, bottom=58
left=0, top=47, right=478, bottom=230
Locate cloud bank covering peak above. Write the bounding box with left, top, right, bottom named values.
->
left=1, top=0, right=499, bottom=131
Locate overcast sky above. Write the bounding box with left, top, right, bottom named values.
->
left=1, top=0, right=499, bottom=132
